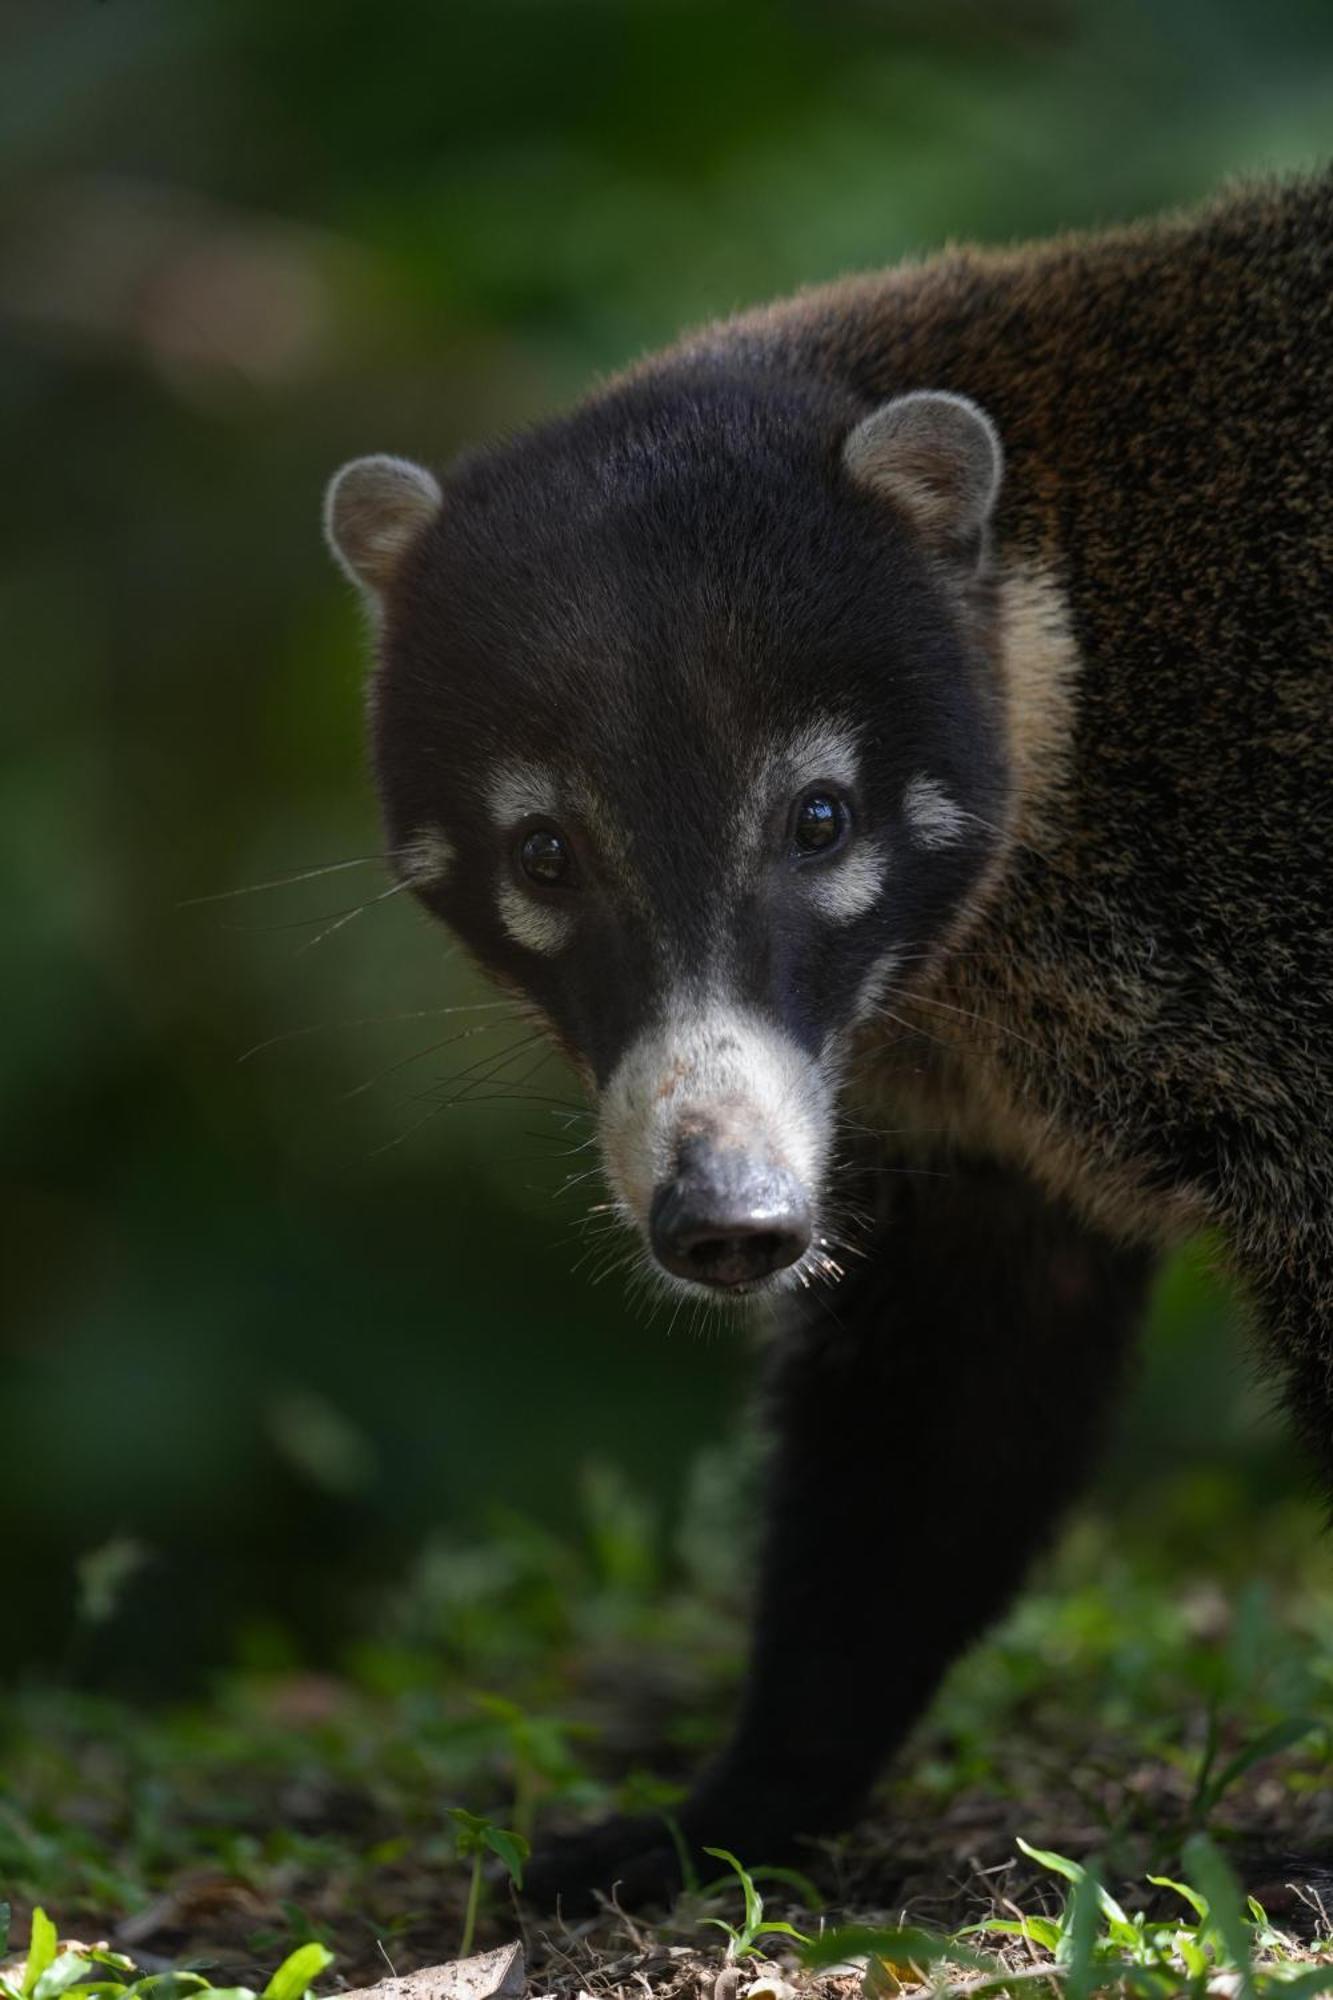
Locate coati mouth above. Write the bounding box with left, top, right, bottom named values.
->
left=597, top=1002, right=838, bottom=1297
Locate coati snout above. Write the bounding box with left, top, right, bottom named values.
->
left=596, top=1003, right=835, bottom=1293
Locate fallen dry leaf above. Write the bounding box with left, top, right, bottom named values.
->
left=336, top=1944, right=525, bottom=2000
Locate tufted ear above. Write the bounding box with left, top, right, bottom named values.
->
left=842, top=391, right=1002, bottom=561
left=323, top=454, right=442, bottom=599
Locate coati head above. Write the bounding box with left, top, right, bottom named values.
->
left=325, top=365, right=1010, bottom=1298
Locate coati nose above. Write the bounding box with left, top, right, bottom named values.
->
left=649, top=1137, right=812, bottom=1289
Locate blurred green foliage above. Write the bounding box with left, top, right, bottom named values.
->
left=3, top=1464, right=1330, bottom=1944
left=2, top=0, right=1330, bottom=1683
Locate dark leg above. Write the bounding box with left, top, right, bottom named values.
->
left=525, top=1155, right=1155, bottom=1910
left=1250, top=1253, right=1333, bottom=1496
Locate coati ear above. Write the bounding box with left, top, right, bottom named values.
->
left=323, top=454, right=442, bottom=599
left=842, top=391, right=1002, bottom=561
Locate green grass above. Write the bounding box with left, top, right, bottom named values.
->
left=0, top=1911, right=331, bottom=2000
left=793, top=1831, right=1333, bottom=1995
left=3, top=1454, right=1332, bottom=1997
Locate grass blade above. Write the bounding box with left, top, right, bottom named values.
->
left=261, top=1944, right=333, bottom=2000
left=1197, top=1716, right=1323, bottom=1819
left=1060, top=1863, right=1104, bottom=2000
left=22, top=1914, right=57, bottom=2000
left=1183, top=1833, right=1253, bottom=1999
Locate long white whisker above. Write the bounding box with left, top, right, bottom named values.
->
left=238, top=1001, right=515, bottom=1066
left=907, top=986, right=1044, bottom=1056
left=297, top=876, right=413, bottom=953
left=179, top=856, right=388, bottom=907
left=344, top=1016, right=518, bottom=1101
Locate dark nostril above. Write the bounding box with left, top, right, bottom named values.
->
left=649, top=1157, right=811, bottom=1290
left=679, top=1225, right=807, bottom=1289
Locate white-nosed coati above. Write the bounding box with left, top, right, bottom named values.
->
left=323, top=172, right=1333, bottom=1907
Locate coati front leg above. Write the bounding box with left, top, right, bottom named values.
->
left=525, top=1157, right=1156, bottom=1912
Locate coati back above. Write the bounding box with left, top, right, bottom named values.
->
left=325, top=173, right=1333, bottom=1906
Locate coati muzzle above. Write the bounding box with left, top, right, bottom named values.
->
left=597, top=1003, right=835, bottom=1295
left=649, top=1132, right=812, bottom=1289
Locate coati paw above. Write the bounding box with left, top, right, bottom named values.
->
left=522, top=1774, right=844, bottom=1914
left=523, top=1811, right=686, bottom=1914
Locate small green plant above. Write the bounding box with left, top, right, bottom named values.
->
left=801, top=1833, right=1333, bottom=1998
left=446, top=1808, right=530, bottom=1958
left=258, top=1945, right=337, bottom=2000
left=1189, top=1706, right=1326, bottom=1828
left=700, top=1848, right=811, bottom=1962
left=0, top=1909, right=333, bottom=2000
left=612, top=1776, right=696, bottom=1894
left=957, top=1831, right=1333, bottom=1998
left=803, top=1922, right=993, bottom=1988
left=471, top=1692, right=595, bottom=1841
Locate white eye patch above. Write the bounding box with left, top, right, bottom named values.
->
left=735, top=717, right=862, bottom=868
left=805, top=842, right=887, bottom=923
left=486, top=761, right=577, bottom=953
left=497, top=884, right=574, bottom=955
left=783, top=719, right=862, bottom=795
left=487, top=761, right=562, bottom=828
left=902, top=774, right=969, bottom=850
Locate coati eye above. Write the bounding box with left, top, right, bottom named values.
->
left=791, top=790, right=849, bottom=858
left=519, top=826, right=571, bottom=886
